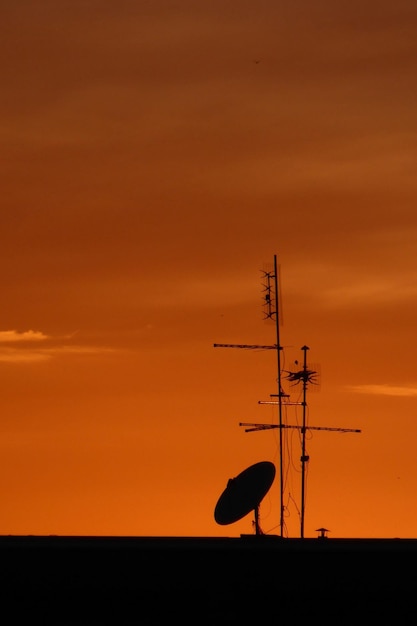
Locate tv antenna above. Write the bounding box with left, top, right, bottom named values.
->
left=214, top=254, right=286, bottom=536
left=240, top=344, right=361, bottom=539
left=214, top=254, right=361, bottom=539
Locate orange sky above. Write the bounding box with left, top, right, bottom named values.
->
left=1, top=1, right=417, bottom=539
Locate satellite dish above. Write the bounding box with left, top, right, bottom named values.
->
left=214, top=461, right=276, bottom=534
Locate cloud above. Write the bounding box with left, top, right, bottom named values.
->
left=322, top=278, right=417, bottom=308
left=0, top=329, right=117, bottom=364
left=284, top=262, right=417, bottom=311
left=0, top=349, right=51, bottom=363
left=346, top=384, right=417, bottom=397
left=0, top=330, right=49, bottom=343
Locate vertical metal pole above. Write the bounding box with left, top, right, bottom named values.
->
left=254, top=505, right=261, bottom=535
left=300, top=345, right=309, bottom=539
left=273, top=255, right=284, bottom=537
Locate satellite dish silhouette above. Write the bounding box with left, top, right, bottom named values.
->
left=214, top=461, right=276, bottom=534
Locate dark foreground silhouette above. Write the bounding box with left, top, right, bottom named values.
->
left=1, top=534, right=416, bottom=624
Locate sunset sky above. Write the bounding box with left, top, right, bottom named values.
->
left=2, top=0, right=417, bottom=539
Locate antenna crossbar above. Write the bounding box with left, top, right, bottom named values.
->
left=213, top=343, right=278, bottom=350
left=239, top=422, right=362, bottom=433
left=258, top=400, right=301, bottom=406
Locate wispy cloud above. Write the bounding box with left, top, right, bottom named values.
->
left=346, top=384, right=417, bottom=397
left=0, top=349, right=51, bottom=363
left=0, top=329, right=116, bottom=363
left=0, top=330, right=49, bottom=343
left=284, top=262, right=417, bottom=310
left=322, top=279, right=417, bottom=308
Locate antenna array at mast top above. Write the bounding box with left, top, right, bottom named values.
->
left=261, top=268, right=276, bottom=321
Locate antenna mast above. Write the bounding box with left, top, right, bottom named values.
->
left=300, top=346, right=310, bottom=539
left=241, top=345, right=361, bottom=538
left=262, top=255, right=285, bottom=537
left=214, top=254, right=285, bottom=537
